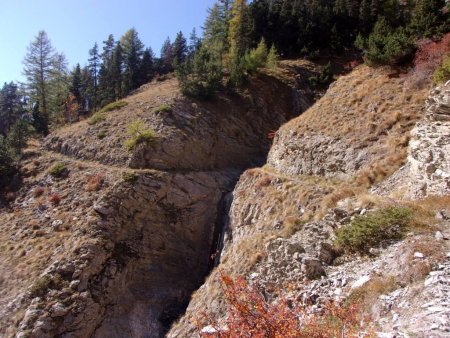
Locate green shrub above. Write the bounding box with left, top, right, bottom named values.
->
left=98, top=100, right=128, bottom=114
left=153, top=104, right=172, bottom=114
left=356, top=18, right=415, bottom=66
left=175, top=45, right=222, bottom=99
left=244, top=38, right=268, bottom=73
left=49, top=162, right=67, bottom=178
left=88, top=112, right=106, bottom=125
left=308, top=62, right=333, bottom=89
left=334, top=207, right=412, bottom=254
left=124, top=120, right=157, bottom=151
left=122, top=172, right=138, bottom=182
left=433, top=54, right=450, bottom=84
left=266, top=44, right=279, bottom=69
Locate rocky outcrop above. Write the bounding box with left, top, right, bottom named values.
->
left=407, top=81, right=450, bottom=198
left=267, top=66, right=428, bottom=179
left=13, top=170, right=237, bottom=338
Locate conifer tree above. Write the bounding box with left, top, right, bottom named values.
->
left=22, top=30, right=55, bottom=132
left=98, top=35, right=116, bottom=105
left=139, top=48, right=154, bottom=85
left=188, top=28, right=201, bottom=57
left=70, top=64, right=82, bottom=104
left=160, top=37, right=173, bottom=74
left=228, top=0, right=252, bottom=87
left=266, top=44, right=279, bottom=68
left=48, top=53, right=70, bottom=124
left=409, top=0, right=446, bottom=38
left=172, top=31, right=188, bottom=65
left=120, top=28, right=144, bottom=93
left=88, top=43, right=100, bottom=110
left=0, top=82, right=22, bottom=136
left=111, top=42, right=124, bottom=100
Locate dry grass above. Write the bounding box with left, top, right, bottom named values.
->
left=85, top=174, right=105, bottom=192
left=405, top=195, right=450, bottom=231
left=0, top=151, right=124, bottom=329
left=281, top=65, right=429, bottom=185
left=349, top=275, right=398, bottom=311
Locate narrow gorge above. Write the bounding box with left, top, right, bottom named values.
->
left=0, top=61, right=318, bottom=338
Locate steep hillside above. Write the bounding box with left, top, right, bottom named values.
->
left=44, top=68, right=313, bottom=171
left=0, top=60, right=319, bottom=338
left=168, top=67, right=450, bottom=338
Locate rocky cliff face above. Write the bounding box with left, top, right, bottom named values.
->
left=0, top=61, right=318, bottom=338
left=407, top=81, right=450, bottom=198
left=168, top=67, right=450, bottom=338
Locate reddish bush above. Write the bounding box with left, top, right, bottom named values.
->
left=85, top=174, right=105, bottom=192
left=33, top=186, right=45, bottom=197
left=198, top=274, right=374, bottom=338
left=48, top=194, right=62, bottom=206
left=412, top=33, right=450, bottom=75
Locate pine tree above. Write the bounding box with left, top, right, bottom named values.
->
left=160, top=37, right=173, bottom=74
left=111, top=42, right=124, bottom=100
left=88, top=43, right=100, bottom=110
left=359, top=0, right=374, bottom=34
left=31, top=101, right=48, bottom=135
left=172, top=31, right=188, bottom=66
left=48, top=53, right=70, bottom=125
left=22, top=30, right=55, bottom=132
left=409, top=0, right=447, bottom=38
left=98, top=35, right=116, bottom=105
left=266, top=44, right=279, bottom=68
left=70, top=64, right=83, bottom=104
left=0, top=82, right=22, bottom=136
left=139, top=48, right=155, bottom=85
left=120, top=28, right=144, bottom=93
left=228, top=0, right=252, bottom=87
left=243, top=37, right=268, bottom=72
left=356, top=17, right=414, bottom=66
left=188, top=28, right=201, bottom=57
left=80, top=66, right=93, bottom=111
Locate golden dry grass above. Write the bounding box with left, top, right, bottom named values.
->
left=280, top=65, right=430, bottom=187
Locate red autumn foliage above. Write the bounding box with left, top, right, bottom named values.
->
left=64, top=94, right=81, bottom=124
left=198, top=274, right=374, bottom=338
left=413, top=33, right=450, bottom=75
left=48, top=193, right=62, bottom=206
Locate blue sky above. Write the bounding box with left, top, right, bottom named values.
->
left=0, top=0, right=216, bottom=84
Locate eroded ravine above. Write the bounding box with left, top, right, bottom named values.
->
left=6, top=62, right=319, bottom=338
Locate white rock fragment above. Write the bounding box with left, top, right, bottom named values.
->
left=351, top=275, right=371, bottom=289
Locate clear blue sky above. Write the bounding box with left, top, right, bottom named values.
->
left=0, top=0, right=216, bottom=85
